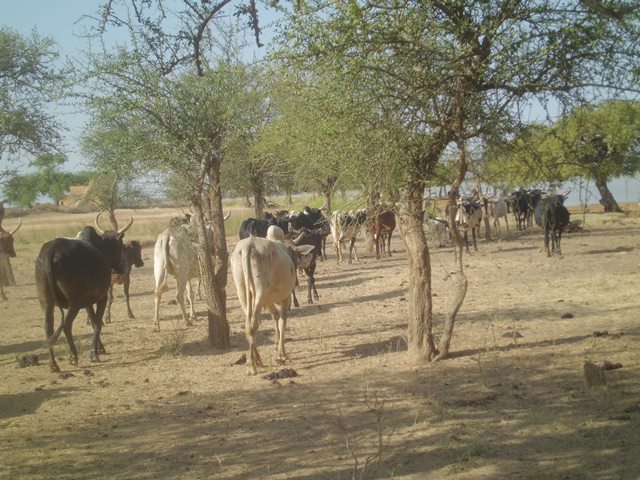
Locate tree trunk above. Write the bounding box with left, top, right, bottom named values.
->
left=435, top=141, right=469, bottom=360
left=0, top=201, right=5, bottom=231
left=192, top=154, right=229, bottom=349
left=398, top=181, right=436, bottom=361
left=285, top=190, right=293, bottom=205
left=322, top=190, right=332, bottom=214
left=253, top=189, right=264, bottom=218
left=0, top=254, right=16, bottom=287
left=476, top=180, right=492, bottom=240
left=595, top=177, right=623, bottom=213
left=107, top=207, right=119, bottom=230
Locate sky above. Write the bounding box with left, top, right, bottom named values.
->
left=2, top=2, right=639, bottom=205
left=1, top=0, right=275, bottom=174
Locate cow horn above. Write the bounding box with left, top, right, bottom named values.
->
left=223, top=211, right=231, bottom=221
left=9, top=219, right=22, bottom=235
left=94, top=212, right=106, bottom=234
left=117, top=216, right=134, bottom=235
left=292, top=231, right=305, bottom=245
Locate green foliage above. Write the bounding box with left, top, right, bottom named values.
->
left=483, top=100, right=640, bottom=188
left=0, top=28, right=68, bottom=184
left=2, top=152, right=91, bottom=207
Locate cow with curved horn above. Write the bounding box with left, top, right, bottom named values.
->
left=94, top=212, right=134, bottom=237
left=0, top=219, right=22, bottom=301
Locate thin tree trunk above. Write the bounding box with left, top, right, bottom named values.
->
left=398, top=181, right=436, bottom=361
left=322, top=190, right=332, bottom=214
left=254, top=189, right=264, bottom=218
left=436, top=141, right=469, bottom=360
left=0, top=254, right=16, bottom=286
left=285, top=190, right=293, bottom=205
left=107, top=207, right=119, bottom=230
left=595, top=177, right=623, bottom=213
left=193, top=154, right=229, bottom=349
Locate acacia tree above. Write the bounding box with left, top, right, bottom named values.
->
left=282, top=1, right=640, bottom=361
left=0, top=28, right=67, bottom=192
left=86, top=0, right=266, bottom=346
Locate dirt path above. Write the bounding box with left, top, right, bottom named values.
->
left=1, top=208, right=639, bottom=479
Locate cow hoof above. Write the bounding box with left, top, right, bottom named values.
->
left=69, top=356, right=78, bottom=366
left=50, top=364, right=61, bottom=373
left=128, top=313, right=135, bottom=319
left=90, top=353, right=100, bottom=363
left=276, top=358, right=286, bottom=365
left=246, top=366, right=258, bottom=376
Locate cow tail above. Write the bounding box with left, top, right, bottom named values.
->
left=44, top=246, right=66, bottom=345
left=242, top=244, right=255, bottom=328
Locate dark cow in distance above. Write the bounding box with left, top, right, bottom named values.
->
left=287, top=206, right=331, bottom=260
left=367, top=210, right=396, bottom=259
left=239, top=215, right=289, bottom=239
left=36, top=225, right=127, bottom=372
left=105, top=240, right=144, bottom=323
left=0, top=220, right=22, bottom=301
left=534, top=193, right=571, bottom=256
left=285, top=228, right=322, bottom=304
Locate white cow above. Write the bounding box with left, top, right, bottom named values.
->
left=488, top=197, right=510, bottom=235
left=330, top=209, right=367, bottom=264
left=153, top=227, right=200, bottom=330
left=430, top=217, right=450, bottom=247
left=232, top=226, right=313, bottom=375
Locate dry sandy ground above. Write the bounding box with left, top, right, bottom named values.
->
left=1, top=206, right=639, bottom=480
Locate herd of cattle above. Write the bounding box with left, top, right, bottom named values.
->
left=0, top=189, right=571, bottom=374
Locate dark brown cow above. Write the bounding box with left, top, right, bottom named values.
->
left=105, top=240, right=144, bottom=323
left=0, top=220, right=22, bottom=301
left=286, top=228, right=322, bottom=304
left=36, top=225, right=127, bottom=372
left=368, top=210, right=396, bottom=259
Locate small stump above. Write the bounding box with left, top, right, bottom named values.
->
left=584, top=361, right=606, bottom=387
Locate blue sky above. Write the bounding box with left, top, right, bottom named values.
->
left=2, top=0, right=275, bottom=173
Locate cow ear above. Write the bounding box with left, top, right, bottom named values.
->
left=295, top=244, right=315, bottom=255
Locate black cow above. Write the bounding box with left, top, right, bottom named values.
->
left=288, top=206, right=331, bottom=260
left=36, top=226, right=127, bottom=372
left=534, top=194, right=571, bottom=256
left=0, top=220, right=21, bottom=301
left=286, top=228, right=323, bottom=304
left=105, top=240, right=144, bottom=323
left=239, top=215, right=289, bottom=239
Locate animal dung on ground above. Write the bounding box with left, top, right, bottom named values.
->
left=561, top=312, right=574, bottom=319
left=263, top=368, right=299, bottom=382
left=16, top=354, right=39, bottom=368
left=233, top=353, right=247, bottom=365
left=603, top=360, right=623, bottom=371
left=583, top=361, right=606, bottom=387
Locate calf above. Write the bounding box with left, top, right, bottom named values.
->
left=0, top=220, right=21, bottom=301
left=330, top=209, right=367, bottom=264
left=36, top=226, right=126, bottom=372
left=105, top=240, right=144, bottom=323
left=534, top=194, right=571, bottom=256
left=488, top=197, right=509, bottom=234
left=286, top=228, right=322, bottom=304
left=232, top=226, right=313, bottom=375
left=367, top=210, right=396, bottom=259
left=456, top=201, right=482, bottom=252
left=430, top=217, right=449, bottom=247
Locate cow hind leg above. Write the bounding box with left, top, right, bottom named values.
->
left=86, top=303, right=106, bottom=362
left=44, top=304, right=60, bottom=372
left=124, top=277, right=135, bottom=319
left=61, top=307, right=81, bottom=366
left=175, top=278, right=194, bottom=327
